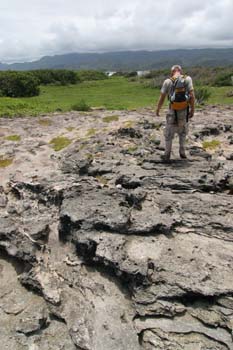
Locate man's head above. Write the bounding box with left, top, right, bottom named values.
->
left=171, top=65, right=182, bottom=76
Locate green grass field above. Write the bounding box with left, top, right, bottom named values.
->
left=208, top=86, right=233, bottom=105
left=0, top=77, right=232, bottom=117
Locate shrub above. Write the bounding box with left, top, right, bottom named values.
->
left=214, top=73, right=233, bottom=87
left=142, top=78, right=161, bottom=89
left=0, top=71, right=40, bottom=97
left=128, top=77, right=138, bottom=82
left=195, top=87, right=211, bottom=105
left=226, top=91, right=233, bottom=97
left=113, top=72, right=126, bottom=77
left=186, top=67, right=233, bottom=86
left=30, top=69, right=79, bottom=85
left=124, top=71, right=138, bottom=78
left=71, top=100, right=91, bottom=111
left=76, top=70, right=107, bottom=81
left=144, top=69, right=169, bottom=79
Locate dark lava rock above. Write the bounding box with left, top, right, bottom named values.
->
left=140, top=120, right=162, bottom=130
left=0, top=218, right=37, bottom=263
left=189, top=146, right=212, bottom=160
left=1, top=109, right=233, bottom=350
left=115, top=175, right=142, bottom=189
left=61, top=153, right=93, bottom=175
left=194, top=124, right=220, bottom=138
left=226, top=153, right=233, bottom=160
left=228, top=135, right=233, bottom=144
left=223, top=124, right=232, bottom=132
left=116, top=127, right=142, bottom=138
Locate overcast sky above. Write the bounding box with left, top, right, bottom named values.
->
left=0, top=0, right=232, bottom=63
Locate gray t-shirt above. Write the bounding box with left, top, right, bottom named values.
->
left=161, top=75, right=194, bottom=95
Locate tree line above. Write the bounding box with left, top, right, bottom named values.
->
left=0, top=70, right=107, bottom=97
left=0, top=67, right=231, bottom=98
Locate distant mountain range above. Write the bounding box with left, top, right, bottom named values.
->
left=0, top=48, right=233, bottom=71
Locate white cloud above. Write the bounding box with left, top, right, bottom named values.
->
left=0, top=0, right=232, bottom=62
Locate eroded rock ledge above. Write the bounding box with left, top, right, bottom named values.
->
left=0, top=107, right=233, bottom=349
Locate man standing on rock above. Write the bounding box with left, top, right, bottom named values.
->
left=156, top=65, right=195, bottom=161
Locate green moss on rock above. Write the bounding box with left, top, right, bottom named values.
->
left=0, top=157, right=13, bottom=167
left=202, top=140, right=221, bottom=150
left=102, top=115, right=119, bottom=123
left=49, top=136, right=72, bottom=151
left=66, top=126, right=75, bottom=132
left=5, top=134, right=21, bottom=142
left=38, top=119, right=52, bottom=126
left=86, top=128, right=96, bottom=136
left=124, top=120, right=134, bottom=128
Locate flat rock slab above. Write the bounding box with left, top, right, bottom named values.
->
left=0, top=107, right=233, bottom=350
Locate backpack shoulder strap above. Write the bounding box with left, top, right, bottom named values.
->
left=169, top=76, right=176, bottom=83
left=169, top=76, right=179, bottom=91
left=168, top=77, right=179, bottom=101
left=182, top=75, right=190, bottom=91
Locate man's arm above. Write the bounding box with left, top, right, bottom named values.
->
left=189, top=90, right=195, bottom=118
left=156, top=92, right=166, bottom=116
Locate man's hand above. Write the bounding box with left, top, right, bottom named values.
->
left=156, top=93, right=166, bottom=117
left=188, top=110, right=194, bottom=119
left=189, top=90, right=195, bottom=119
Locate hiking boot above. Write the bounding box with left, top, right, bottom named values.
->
left=161, top=154, right=171, bottom=162
left=179, top=152, right=187, bottom=159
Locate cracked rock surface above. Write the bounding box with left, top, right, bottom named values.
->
left=0, top=106, right=233, bottom=349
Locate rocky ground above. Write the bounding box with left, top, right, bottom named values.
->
left=0, top=106, right=233, bottom=350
